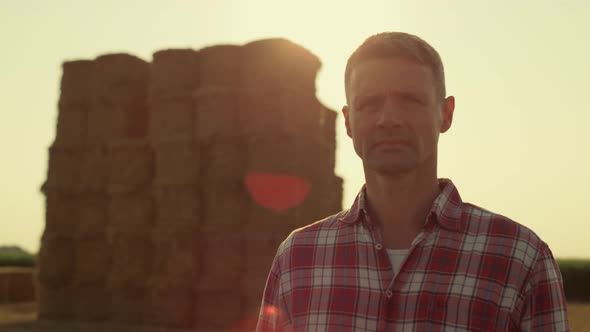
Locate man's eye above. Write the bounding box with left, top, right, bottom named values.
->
left=404, top=95, right=424, bottom=105
left=360, top=101, right=374, bottom=108
left=358, top=97, right=380, bottom=110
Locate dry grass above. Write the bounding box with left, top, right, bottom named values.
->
left=0, top=302, right=36, bottom=325
left=0, top=301, right=589, bottom=331
left=569, top=303, right=590, bottom=332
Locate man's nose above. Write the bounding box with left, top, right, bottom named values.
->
left=376, top=99, right=402, bottom=127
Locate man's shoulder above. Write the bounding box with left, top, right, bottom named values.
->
left=275, top=210, right=351, bottom=255
left=460, top=201, right=548, bottom=261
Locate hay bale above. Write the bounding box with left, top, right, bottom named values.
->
left=237, top=91, right=287, bottom=138
left=240, top=38, right=320, bottom=91
left=246, top=137, right=301, bottom=175
left=107, top=192, right=153, bottom=230
left=106, top=230, right=152, bottom=289
left=150, top=49, right=199, bottom=98
left=87, top=54, right=149, bottom=143
left=143, top=286, right=194, bottom=328
left=37, top=234, right=74, bottom=288
left=200, top=140, right=246, bottom=187
left=193, top=87, right=239, bottom=143
left=320, top=106, right=338, bottom=148
left=54, top=108, right=88, bottom=145
left=44, top=192, right=78, bottom=235
left=72, top=284, right=109, bottom=321
left=58, top=60, right=94, bottom=112
left=243, top=230, right=284, bottom=271
left=153, top=139, right=200, bottom=185
left=197, top=44, right=242, bottom=88
left=148, top=95, right=195, bottom=141
left=244, top=198, right=297, bottom=236
left=106, top=139, right=153, bottom=192
left=72, top=234, right=110, bottom=286
left=200, top=185, right=250, bottom=233
left=87, top=104, right=149, bottom=143
left=107, top=285, right=145, bottom=324
left=278, top=91, right=323, bottom=139
left=194, top=291, right=244, bottom=330
left=149, top=228, right=199, bottom=290
left=196, top=231, right=244, bottom=292
left=241, top=268, right=270, bottom=315
left=45, top=145, right=84, bottom=193
left=76, top=194, right=108, bottom=236
left=0, top=268, right=36, bottom=304
left=295, top=174, right=343, bottom=226
left=153, top=185, right=200, bottom=226
left=237, top=89, right=323, bottom=139
left=38, top=285, right=73, bottom=319
left=92, top=53, right=149, bottom=108
left=79, top=146, right=108, bottom=193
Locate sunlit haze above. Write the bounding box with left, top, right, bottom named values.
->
left=1, top=0, right=589, bottom=258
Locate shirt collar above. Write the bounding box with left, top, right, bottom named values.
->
left=337, top=178, right=464, bottom=232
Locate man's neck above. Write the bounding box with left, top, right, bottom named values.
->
left=364, top=164, right=440, bottom=249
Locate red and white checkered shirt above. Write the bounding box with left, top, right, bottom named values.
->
left=256, top=179, right=569, bottom=331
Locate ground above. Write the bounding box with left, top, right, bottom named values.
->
left=0, top=301, right=589, bottom=331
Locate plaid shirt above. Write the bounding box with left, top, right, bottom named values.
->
left=256, top=179, right=569, bottom=331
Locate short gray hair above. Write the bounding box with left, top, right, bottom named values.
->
left=344, top=32, right=446, bottom=103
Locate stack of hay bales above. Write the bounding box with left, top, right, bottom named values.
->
left=39, top=54, right=152, bottom=323
left=92, top=54, right=152, bottom=324
left=191, top=45, right=246, bottom=330
left=39, top=39, right=342, bottom=330
left=39, top=59, right=92, bottom=320
left=146, top=49, right=201, bottom=327
left=235, top=39, right=342, bottom=328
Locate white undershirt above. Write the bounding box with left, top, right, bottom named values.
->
left=386, top=248, right=409, bottom=277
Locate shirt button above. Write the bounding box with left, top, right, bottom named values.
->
left=375, top=243, right=383, bottom=250
left=385, top=289, right=393, bottom=298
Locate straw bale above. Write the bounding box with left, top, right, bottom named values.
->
left=196, top=231, right=244, bottom=292
left=197, top=44, right=242, bottom=88
left=153, top=185, right=200, bottom=226
left=143, top=286, right=194, bottom=328
left=240, top=38, right=320, bottom=91
left=106, top=230, right=152, bottom=289
left=153, top=139, right=200, bottom=185
left=150, top=49, right=199, bottom=98
left=58, top=60, right=94, bottom=111
left=193, top=87, right=238, bottom=142
left=149, top=228, right=199, bottom=290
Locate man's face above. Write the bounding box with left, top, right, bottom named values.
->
left=343, top=58, right=454, bottom=175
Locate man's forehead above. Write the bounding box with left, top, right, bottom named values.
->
left=351, top=58, right=429, bottom=83
left=350, top=59, right=432, bottom=96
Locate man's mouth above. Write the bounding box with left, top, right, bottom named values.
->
left=374, top=139, right=409, bottom=148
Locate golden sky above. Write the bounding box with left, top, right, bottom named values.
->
left=1, top=0, right=589, bottom=258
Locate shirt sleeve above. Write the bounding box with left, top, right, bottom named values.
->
left=255, top=254, right=290, bottom=332
left=519, top=243, right=569, bottom=331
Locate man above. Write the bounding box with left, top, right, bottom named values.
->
left=256, top=32, right=569, bottom=331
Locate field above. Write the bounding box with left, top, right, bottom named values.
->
left=569, top=303, right=590, bottom=332
left=0, top=257, right=588, bottom=330
left=0, top=302, right=589, bottom=331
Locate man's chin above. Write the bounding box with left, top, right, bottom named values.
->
left=366, top=160, right=417, bottom=175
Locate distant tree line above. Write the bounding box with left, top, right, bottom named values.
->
left=557, top=259, right=590, bottom=302
left=0, top=246, right=35, bottom=267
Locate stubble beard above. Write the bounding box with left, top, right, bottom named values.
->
left=364, top=147, right=419, bottom=176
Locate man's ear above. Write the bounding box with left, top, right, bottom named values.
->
left=440, top=96, right=455, bottom=133
left=342, top=105, right=352, bottom=138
